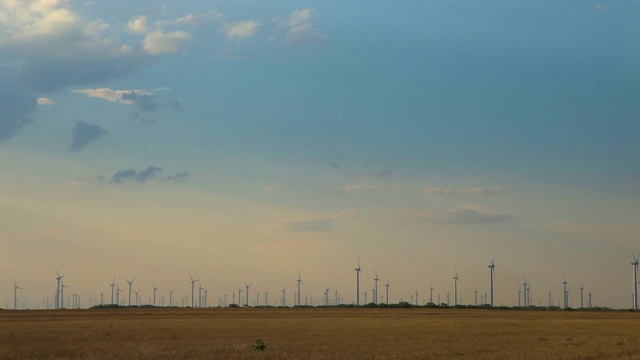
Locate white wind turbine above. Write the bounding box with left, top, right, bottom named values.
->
left=13, top=280, right=22, bottom=310
left=579, top=284, right=584, bottom=309
left=429, top=284, right=435, bottom=304
left=153, top=284, right=159, bottom=307
left=354, top=258, right=361, bottom=306
left=281, top=285, right=286, bottom=307
left=245, top=283, right=252, bottom=307
left=373, top=270, right=380, bottom=305
left=237, top=287, right=243, bottom=307
left=453, top=268, right=459, bottom=306
left=324, top=286, right=331, bottom=306
left=189, top=275, right=198, bottom=308
left=632, top=254, right=639, bottom=310
left=125, top=278, right=135, bottom=306
left=562, top=276, right=568, bottom=309
left=385, top=278, right=390, bottom=304
left=296, top=270, right=304, bottom=306
left=55, top=270, right=63, bottom=309
left=488, top=259, right=495, bottom=307
left=109, top=275, right=115, bottom=305
left=169, top=289, right=175, bottom=307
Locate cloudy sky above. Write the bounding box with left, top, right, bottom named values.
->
left=1, top=0, right=639, bottom=309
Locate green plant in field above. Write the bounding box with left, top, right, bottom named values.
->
left=252, top=339, right=266, bottom=352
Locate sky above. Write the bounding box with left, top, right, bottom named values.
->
left=1, top=0, right=639, bottom=309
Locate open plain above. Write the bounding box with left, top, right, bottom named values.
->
left=1, top=308, right=639, bottom=359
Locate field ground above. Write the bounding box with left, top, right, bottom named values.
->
left=1, top=308, right=639, bottom=359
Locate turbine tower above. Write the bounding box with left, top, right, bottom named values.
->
left=453, top=268, right=459, bottom=306
left=488, top=259, right=495, bottom=307
left=562, top=277, right=568, bottom=309
left=13, top=280, right=22, bottom=310
left=189, top=275, right=198, bottom=308
left=245, top=283, right=252, bottom=307
left=385, top=278, right=390, bottom=304
left=632, top=254, right=639, bottom=310
left=324, top=287, right=331, bottom=306
left=125, top=278, right=135, bottom=306
left=169, top=289, right=174, bottom=307
left=354, top=258, right=361, bottom=306
left=579, top=284, right=584, bottom=309
left=429, top=284, right=434, bottom=304
left=109, top=275, right=115, bottom=305
left=55, top=270, right=63, bottom=309
left=373, top=270, right=380, bottom=305
left=281, top=285, right=286, bottom=307
left=296, top=270, right=304, bottom=306
left=522, top=278, right=528, bottom=307
left=153, top=284, right=159, bottom=307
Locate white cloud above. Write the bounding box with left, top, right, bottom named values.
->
left=223, top=20, right=261, bottom=39
left=128, top=15, right=149, bottom=34
left=37, top=97, right=54, bottom=105
left=341, top=184, right=382, bottom=192
left=423, top=186, right=505, bottom=195
left=172, top=10, right=222, bottom=25
left=273, top=8, right=326, bottom=47
left=595, top=3, right=607, bottom=12
left=393, top=206, right=518, bottom=225
left=0, top=0, right=116, bottom=58
left=73, top=88, right=152, bottom=103
left=142, top=29, right=191, bottom=56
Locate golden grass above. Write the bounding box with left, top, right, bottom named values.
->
left=1, top=308, right=639, bottom=359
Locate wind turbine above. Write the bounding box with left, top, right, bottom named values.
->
left=562, top=276, right=568, bottom=309
left=13, top=280, right=22, bottom=310
left=198, top=282, right=203, bottom=308
left=373, top=270, right=380, bottom=305
left=324, top=287, right=331, bottom=306
left=134, top=290, right=140, bottom=306
left=296, top=270, right=304, bottom=306
left=125, top=278, right=135, bottom=306
left=429, top=284, right=435, bottom=304
left=237, top=287, right=243, bottom=307
left=115, top=283, right=121, bottom=306
left=385, top=278, right=390, bottom=304
left=61, top=281, right=69, bottom=308
left=632, top=254, right=639, bottom=310
left=110, top=276, right=115, bottom=305
left=245, top=283, right=252, bottom=307
left=522, top=278, right=528, bottom=307
left=453, top=268, right=459, bottom=306
left=354, top=258, right=361, bottom=306
left=488, top=259, right=495, bottom=307
left=169, top=289, right=174, bottom=307
left=579, top=284, right=584, bottom=309
left=153, top=284, right=159, bottom=307
left=189, top=275, right=198, bottom=308
left=55, top=270, right=63, bottom=309
left=281, top=285, right=286, bottom=307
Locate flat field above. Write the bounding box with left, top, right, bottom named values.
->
left=1, top=308, right=639, bottom=359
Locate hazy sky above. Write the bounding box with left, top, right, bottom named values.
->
left=1, top=0, right=639, bottom=309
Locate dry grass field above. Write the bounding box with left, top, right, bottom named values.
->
left=1, top=307, right=639, bottom=359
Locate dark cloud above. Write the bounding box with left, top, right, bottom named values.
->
left=109, top=166, right=163, bottom=183
left=18, top=57, right=146, bottom=93
left=163, top=172, right=191, bottom=182
left=287, top=218, right=334, bottom=232
left=0, top=78, right=37, bottom=142
left=70, top=121, right=107, bottom=152
left=121, top=91, right=157, bottom=112
left=444, top=208, right=518, bottom=224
